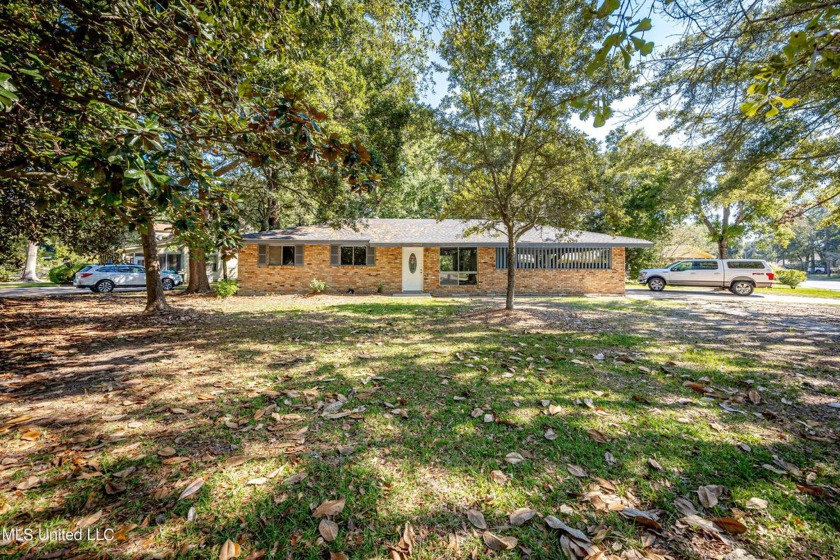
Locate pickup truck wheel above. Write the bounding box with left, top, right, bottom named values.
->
left=647, top=277, right=665, bottom=292
left=95, top=279, right=115, bottom=293
left=730, top=280, right=754, bottom=296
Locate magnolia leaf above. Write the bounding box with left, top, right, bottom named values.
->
left=482, top=531, right=518, bottom=551
left=712, top=517, right=747, bottom=534
left=75, top=509, right=103, bottom=529
left=491, top=470, right=508, bottom=484
left=673, top=497, right=698, bottom=516
left=567, top=464, right=587, bottom=478
left=505, top=452, right=525, bottom=464
left=179, top=478, right=205, bottom=500
left=313, top=497, right=346, bottom=518
left=588, top=429, right=609, bottom=443
left=620, top=508, right=662, bottom=530
left=544, top=429, right=558, bottom=441
left=545, top=516, right=591, bottom=543
left=466, top=509, right=487, bottom=530
left=509, top=508, right=536, bottom=526
left=329, top=553, right=349, bottom=560
left=697, top=485, right=725, bottom=508
left=745, top=497, right=767, bottom=510
left=319, top=518, right=339, bottom=542
left=218, top=539, right=241, bottom=560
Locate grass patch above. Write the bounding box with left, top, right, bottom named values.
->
left=0, top=281, right=57, bottom=288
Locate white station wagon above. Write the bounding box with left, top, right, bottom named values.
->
left=638, top=259, right=775, bottom=296
left=73, top=264, right=183, bottom=293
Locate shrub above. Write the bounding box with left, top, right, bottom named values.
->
left=309, top=278, right=328, bottom=294
left=48, top=262, right=85, bottom=284
left=775, top=268, right=806, bottom=289
left=213, top=279, right=239, bottom=299
left=376, top=281, right=385, bottom=294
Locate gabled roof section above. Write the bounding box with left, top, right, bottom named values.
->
left=242, top=219, right=653, bottom=248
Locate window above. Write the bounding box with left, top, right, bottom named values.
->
left=495, top=247, right=611, bottom=270
left=159, top=253, right=183, bottom=272
left=330, top=245, right=376, bottom=266
left=341, top=246, right=367, bottom=266
left=670, top=261, right=692, bottom=272
left=440, top=247, right=477, bottom=285
left=727, top=261, right=765, bottom=269
left=258, top=245, right=304, bottom=266
left=693, top=261, right=719, bottom=270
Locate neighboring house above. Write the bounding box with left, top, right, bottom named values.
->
left=240, top=219, right=651, bottom=295
left=122, top=223, right=237, bottom=282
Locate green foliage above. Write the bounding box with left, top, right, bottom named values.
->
left=309, top=278, right=328, bottom=294
left=48, top=262, right=85, bottom=284
left=213, top=279, right=240, bottom=299
left=774, top=268, right=806, bottom=289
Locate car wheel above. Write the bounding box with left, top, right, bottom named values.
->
left=95, top=279, right=115, bottom=293
left=647, top=277, right=665, bottom=292
left=162, top=278, right=175, bottom=290
left=730, top=280, right=754, bottom=296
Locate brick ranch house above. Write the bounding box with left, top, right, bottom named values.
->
left=238, top=219, right=652, bottom=296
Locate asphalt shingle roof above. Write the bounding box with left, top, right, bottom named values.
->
left=242, top=219, right=652, bottom=248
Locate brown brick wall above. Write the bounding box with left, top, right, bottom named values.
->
left=238, top=244, right=626, bottom=295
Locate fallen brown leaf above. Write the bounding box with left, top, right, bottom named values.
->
left=712, top=517, right=747, bottom=534
left=697, top=485, right=725, bottom=508
left=179, top=478, right=205, bottom=500
left=466, top=509, right=487, bottom=530
left=509, top=507, right=536, bottom=526
left=319, top=518, right=339, bottom=542
left=219, top=539, right=241, bottom=560
left=313, top=497, right=346, bottom=518
left=482, top=531, right=518, bottom=551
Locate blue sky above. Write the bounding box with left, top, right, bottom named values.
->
left=419, top=9, right=685, bottom=146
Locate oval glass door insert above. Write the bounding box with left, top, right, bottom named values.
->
left=408, top=253, right=417, bottom=274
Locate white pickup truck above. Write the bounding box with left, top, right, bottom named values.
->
left=638, top=259, right=775, bottom=296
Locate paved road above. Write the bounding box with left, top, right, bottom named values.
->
left=0, top=285, right=144, bottom=298
left=802, top=280, right=840, bottom=291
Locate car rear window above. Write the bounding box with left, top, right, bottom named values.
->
left=727, top=261, right=765, bottom=269
left=79, top=266, right=93, bottom=272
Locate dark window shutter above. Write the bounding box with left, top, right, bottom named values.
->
left=330, top=245, right=340, bottom=266
left=258, top=245, right=267, bottom=266
left=294, top=245, right=305, bottom=266
left=366, top=246, right=376, bottom=266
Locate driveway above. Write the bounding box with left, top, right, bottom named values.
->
left=626, top=287, right=840, bottom=306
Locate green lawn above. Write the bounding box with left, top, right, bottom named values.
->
left=1, top=295, right=838, bottom=559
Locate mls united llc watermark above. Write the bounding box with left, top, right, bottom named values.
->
left=2, top=527, right=115, bottom=543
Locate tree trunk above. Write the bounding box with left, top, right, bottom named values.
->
left=505, top=228, right=516, bottom=311
left=140, top=219, right=171, bottom=314
left=184, top=247, right=212, bottom=293
left=21, top=241, right=40, bottom=282
left=717, top=238, right=729, bottom=259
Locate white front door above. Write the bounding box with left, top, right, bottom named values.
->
left=402, top=247, right=423, bottom=292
